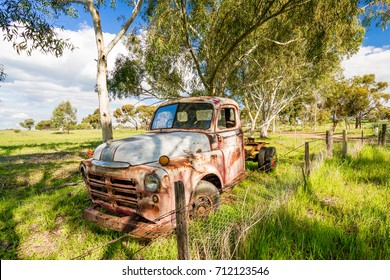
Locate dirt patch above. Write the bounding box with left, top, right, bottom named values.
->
left=18, top=215, right=67, bottom=259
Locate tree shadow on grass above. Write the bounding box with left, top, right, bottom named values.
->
left=0, top=149, right=153, bottom=260
left=0, top=140, right=101, bottom=156
left=0, top=151, right=90, bottom=259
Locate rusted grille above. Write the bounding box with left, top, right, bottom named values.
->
left=87, top=173, right=138, bottom=210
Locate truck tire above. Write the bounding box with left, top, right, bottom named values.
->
left=188, top=180, right=220, bottom=220
left=257, top=147, right=267, bottom=170
left=264, top=147, right=277, bottom=172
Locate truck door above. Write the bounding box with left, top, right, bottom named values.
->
left=217, top=106, right=245, bottom=185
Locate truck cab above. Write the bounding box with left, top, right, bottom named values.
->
left=80, top=96, right=248, bottom=238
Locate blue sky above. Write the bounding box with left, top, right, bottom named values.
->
left=0, top=3, right=389, bottom=130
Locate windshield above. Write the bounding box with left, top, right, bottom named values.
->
left=151, top=103, right=213, bottom=130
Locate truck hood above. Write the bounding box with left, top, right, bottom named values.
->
left=93, top=132, right=211, bottom=166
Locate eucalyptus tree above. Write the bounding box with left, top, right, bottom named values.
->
left=344, top=74, right=389, bottom=129
left=231, top=3, right=364, bottom=137
left=110, top=0, right=388, bottom=138
left=0, top=0, right=75, bottom=56
left=113, top=104, right=140, bottom=129
left=19, top=118, right=35, bottom=130
left=138, top=0, right=387, bottom=97
left=51, top=100, right=77, bottom=133
left=1, top=0, right=144, bottom=142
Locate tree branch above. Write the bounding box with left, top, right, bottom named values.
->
left=105, top=0, right=144, bottom=54
left=208, top=0, right=309, bottom=89
left=178, top=0, right=210, bottom=92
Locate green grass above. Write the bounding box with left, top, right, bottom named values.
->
left=0, top=128, right=388, bottom=260
left=238, top=144, right=389, bottom=259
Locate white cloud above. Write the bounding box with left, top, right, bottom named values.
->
left=0, top=26, right=138, bottom=130
left=1, top=26, right=389, bottom=131
left=342, top=46, right=390, bottom=87
left=11, top=113, right=29, bottom=119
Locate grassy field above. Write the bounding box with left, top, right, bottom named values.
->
left=0, top=127, right=388, bottom=260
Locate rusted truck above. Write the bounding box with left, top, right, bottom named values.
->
left=80, top=96, right=276, bottom=238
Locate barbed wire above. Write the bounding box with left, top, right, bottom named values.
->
left=72, top=136, right=331, bottom=260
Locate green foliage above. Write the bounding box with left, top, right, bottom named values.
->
left=346, top=74, right=389, bottom=128
left=19, top=118, right=35, bottom=130
left=0, top=0, right=75, bottom=56
left=113, top=104, right=156, bottom=129
left=136, top=105, right=156, bottom=129
left=140, top=0, right=368, bottom=98
left=108, top=54, right=144, bottom=98
left=324, top=74, right=390, bottom=130
left=51, top=100, right=77, bottom=133
left=81, top=109, right=101, bottom=129
left=35, top=120, right=53, bottom=131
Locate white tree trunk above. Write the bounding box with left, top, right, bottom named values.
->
left=260, top=124, right=270, bottom=138
left=84, top=0, right=143, bottom=142
left=97, top=54, right=113, bottom=142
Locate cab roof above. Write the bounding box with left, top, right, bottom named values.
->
left=160, top=96, right=239, bottom=109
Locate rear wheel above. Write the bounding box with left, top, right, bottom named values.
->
left=264, top=147, right=277, bottom=172
left=188, top=180, right=220, bottom=220
left=257, top=147, right=267, bottom=169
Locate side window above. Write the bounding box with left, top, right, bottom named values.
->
left=218, top=108, right=236, bottom=130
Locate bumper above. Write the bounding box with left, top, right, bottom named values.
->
left=83, top=206, right=173, bottom=239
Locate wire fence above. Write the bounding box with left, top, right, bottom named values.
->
left=72, top=126, right=387, bottom=260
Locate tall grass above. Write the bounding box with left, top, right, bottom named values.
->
left=237, top=144, right=389, bottom=259
left=0, top=129, right=388, bottom=260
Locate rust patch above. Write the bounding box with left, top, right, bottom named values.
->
left=165, top=157, right=192, bottom=170
left=229, top=147, right=242, bottom=167
left=83, top=206, right=173, bottom=239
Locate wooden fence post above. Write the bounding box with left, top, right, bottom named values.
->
left=361, top=130, right=364, bottom=145
left=381, top=124, right=387, bottom=146
left=305, top=142, right=310, bottom=177
left=326, top=130, right=333, bottom=158
left=342, top=130, right=347, bottom=157
left=174, top=181, right=190, bottom=260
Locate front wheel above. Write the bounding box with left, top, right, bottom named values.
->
left=188, top=180, right=220, bottom=220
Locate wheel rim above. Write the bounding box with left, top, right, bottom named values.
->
left=189, top=195, right=212, bottom=219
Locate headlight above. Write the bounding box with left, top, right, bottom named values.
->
left=144, top=173, right=161, bottom=192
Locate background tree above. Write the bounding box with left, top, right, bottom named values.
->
left=113, top=104, right=156, bottom=129
left=19, top=118, right=35, bottom=130
left=345, top=74, right=389, bottom=129
left=1, top=0, right=144, bottom=142
left=136, top=105, right=156, bottom=129
left=324, top=79, right=352, bottom=131
left=35, top=120, right=53, bottom=130
left=114, top=104, right=140, bottom=129
left=51, top=100, right=77, bottom=133
left=82, top=108, right=101, bottom=129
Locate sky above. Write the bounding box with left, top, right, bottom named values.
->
left=0, top=4, right=389, bottom=130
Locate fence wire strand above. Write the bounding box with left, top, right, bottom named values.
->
left=72, top=129, right=385, bottom=260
